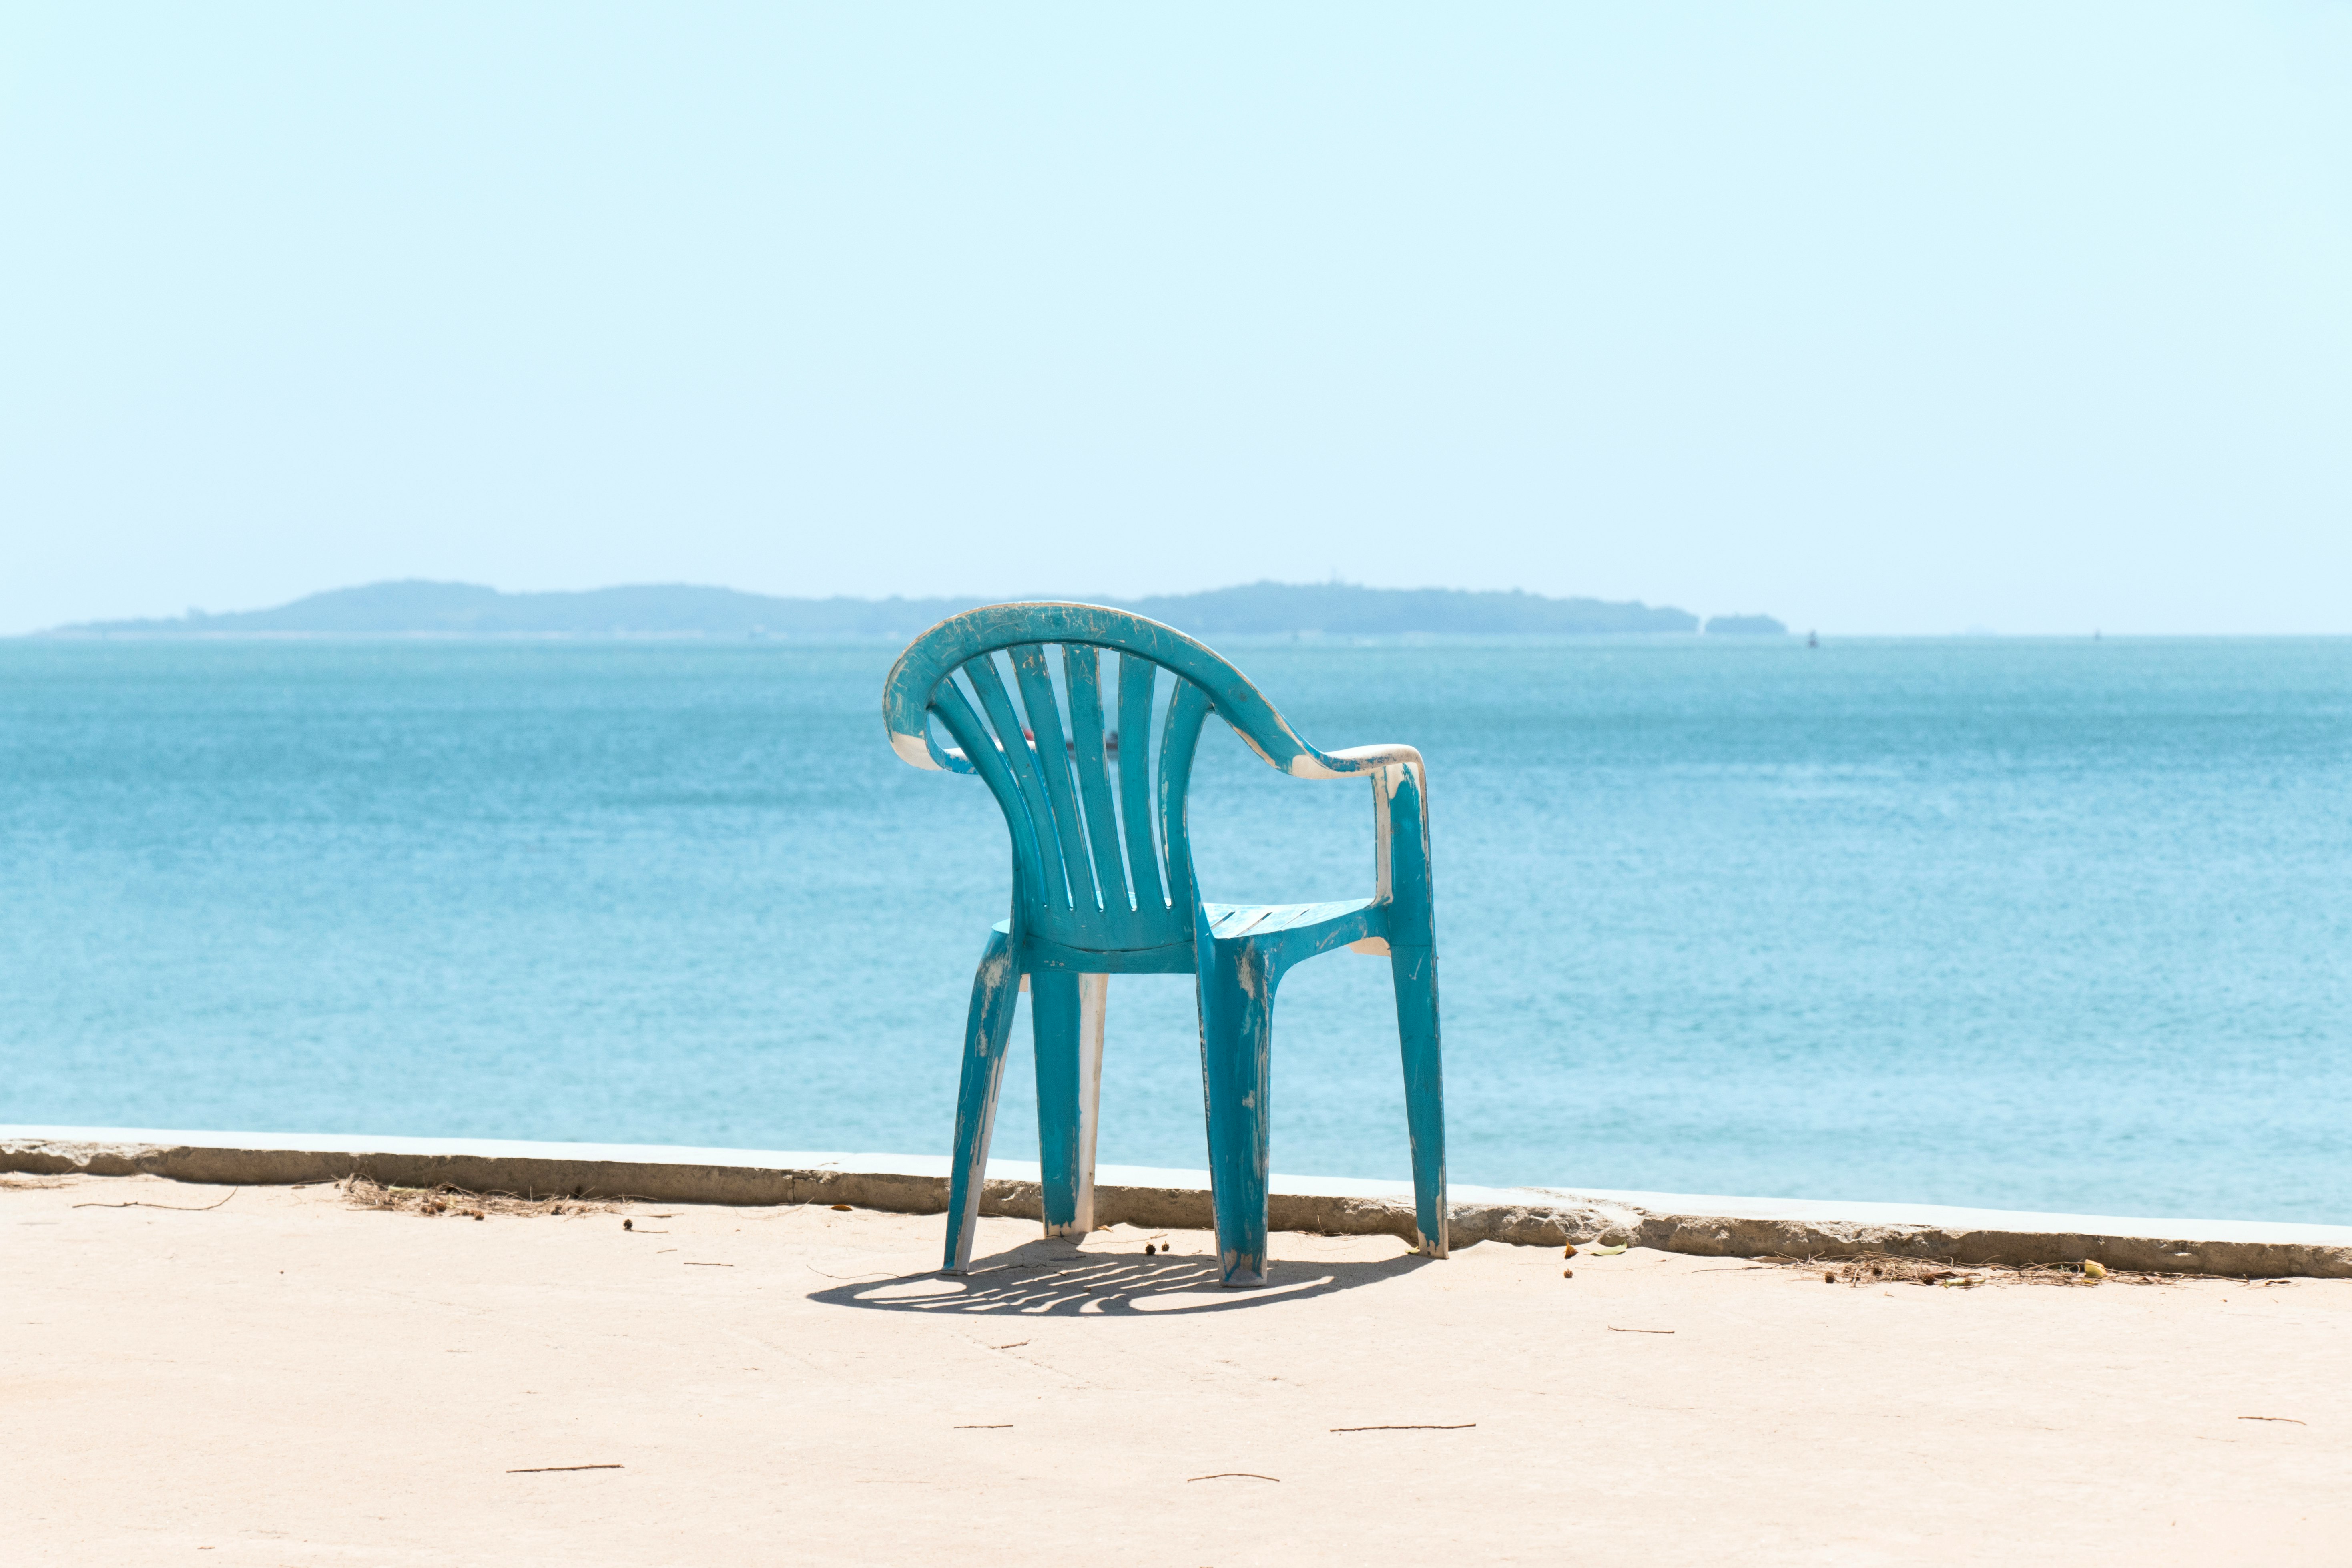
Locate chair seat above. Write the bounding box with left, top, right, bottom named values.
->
left=995, top=897, right=1383, bottom=974
left=1204, top=897, right=1381, bottom=950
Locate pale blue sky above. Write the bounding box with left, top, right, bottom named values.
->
left=6, top=3, right=2348, bottom=635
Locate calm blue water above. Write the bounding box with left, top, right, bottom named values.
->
left=3, top=637, right=2347, bottom=1222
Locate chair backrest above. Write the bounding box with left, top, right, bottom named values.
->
left=883, top=603, right=1336, bottom=956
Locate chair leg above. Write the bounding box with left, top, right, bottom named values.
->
left=1031, top=971, right=1080, bottom=1238
left=1076, top=973, right=1108, bottom=1231
left=943, top=928, right=1021, bottom=1274
left=1034, top=972, right=1110, bottom=1238
left=1198, top=940, right=1277, bottom=1287
left=1389, top=944, right=1449, bottom=1258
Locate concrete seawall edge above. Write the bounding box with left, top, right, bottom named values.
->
left=6, top=1127, right=2345, bottom=1278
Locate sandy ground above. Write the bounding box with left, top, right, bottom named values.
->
left=6, top=1174, right=2346, bottom=1566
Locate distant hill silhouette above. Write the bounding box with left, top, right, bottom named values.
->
left=1701, top=613, right=1787, bottom=636
left=53, top=579, right=1722, bottom=638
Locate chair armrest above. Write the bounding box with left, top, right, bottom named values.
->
left=1260, top=742, right=1433, bottom=940
left=1294, top=742, right=1423, bottom=778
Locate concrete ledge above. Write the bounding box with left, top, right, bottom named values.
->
left=7, top=1125, right=2348, bottom=1277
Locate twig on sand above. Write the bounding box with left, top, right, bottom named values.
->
left=506, top=1464, right=623, bottom=1473
left=953, top=1424, right=1013, bottom=1429
left=1330, top=1423, right=1475, bottom=1432
left=73, top=1191, right=237, bottom=1212
left=1607, top=1326, right=1674, bottom=1334
left=1188, top=1473, right=1279, bottom=1482
left=2238, top=1416, right=2306, bottom=1425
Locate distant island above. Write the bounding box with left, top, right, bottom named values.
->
left=49, top=580, right=1784, bottom=639
left=1701, top=613, right=1788, bottom=636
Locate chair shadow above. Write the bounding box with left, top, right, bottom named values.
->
left=806, top=1235, right=1434, bottom=1317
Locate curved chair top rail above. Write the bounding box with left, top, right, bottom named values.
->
left=883, top=602, right=1417, bottom=781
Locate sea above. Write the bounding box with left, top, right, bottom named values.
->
left=3, top=635, right=2346, bottom=1223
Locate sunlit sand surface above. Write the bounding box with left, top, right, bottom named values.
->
left=8, top=1174, right=2345, bottom=1564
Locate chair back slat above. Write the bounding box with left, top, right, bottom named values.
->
left=1061, top=647, right=1132, bottom=914
left=962, top=654, right=1074, bottom=909
left=928, top=677, right=1049, bottom=911
left=1009, top=645, right=1102, bottom=916
left=1156, top=681, right=1213, bottom=916
left=1114, top=652, right=1166, bottom=913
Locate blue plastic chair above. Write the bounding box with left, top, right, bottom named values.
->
left=883, top=603, right=1446, bottom=1286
